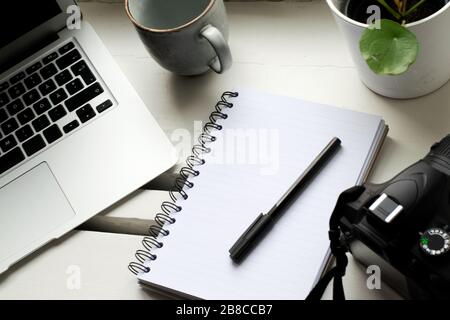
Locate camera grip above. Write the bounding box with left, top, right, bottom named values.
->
left=430, top=135, right=450, bottom=159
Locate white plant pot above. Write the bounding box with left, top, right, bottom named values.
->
left=327, top=0, right=450, bottom=99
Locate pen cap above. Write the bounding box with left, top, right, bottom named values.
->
left=229, top=213, right=273, bottom=261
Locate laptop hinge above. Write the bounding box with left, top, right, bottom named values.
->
left=0, top=33, right=59, bottom=75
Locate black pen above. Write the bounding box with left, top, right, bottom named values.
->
left=228, top=137, right=342, bottom=262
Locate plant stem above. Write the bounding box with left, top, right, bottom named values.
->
left=376, top=0, right=402, bottom=20
left=402, top=0, right=408, bottom=15
left=404, top=0, right=428, bottom=17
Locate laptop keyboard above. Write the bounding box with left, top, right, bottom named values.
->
left=0, top=40, right=115, bottom=177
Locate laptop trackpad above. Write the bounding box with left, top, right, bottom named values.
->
left=0, top=163, right=75, bottom=267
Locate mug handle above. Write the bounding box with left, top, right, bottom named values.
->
left=200, top=25, right=232, bottom=74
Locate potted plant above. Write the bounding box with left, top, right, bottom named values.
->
left=327, top=0, right=450, bottom=99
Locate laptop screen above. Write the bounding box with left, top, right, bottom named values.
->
left=0, top=2, right=62, bottom=49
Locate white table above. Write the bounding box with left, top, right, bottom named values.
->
left=4, top=0, right=448, bottom=299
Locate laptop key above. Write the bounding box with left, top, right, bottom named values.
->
left=59, top=42, right=75, bottom=55
left=15, top=125, right=34, bottom=143
left=0, top=147, right=25, bottom=175
left=55, top=70, right=73, bottom=86
left=0, top=109, right=8, bottom=124
left=48, top=105, right=67, bottom=122
left=24, top=73, right=42, bottom=90
left=65, top=82, right=104, bottom=112
left=76, top=104, right=96, bottom=124
left=49, top=88, right=68, bottom=105
left=33, top=98, right=52, bottom=115
left=42, top=52, right=58, bottom=64
left=6, top=99, right=25, bottom=116
left=17, top=108, right=36, bottom=126
left=32, top=114, right=51, bottom=132
left=25, top=62, right=42, bottom=75
left=63, top=120, right=79, bottom=134
left=56, top=49, right=81, bottom=70
left=0, top=135, right=18, bottom=153
left=0, top=82, right=9, bottom=92
left=38, top=79, right=57, bottom=96
left=43, top=124, right=63, bottom=144
left=0, top=92, right=9, bottom=107
left=71, top=61, right=96, bottom=85
left=66, top=78, right=84, bottom=95
left=8, top=83, right=26, bottom=100
left=22, top=134, right=46, bottom=157
left=23, top=89, right=41, bottom=106
left=40, top=63, right=58, bottom=80
left=1, top=118, right=19, bottom=135
left=10, top=72, right=25, bottom=84
left=96, top=100, right=113, bottom=113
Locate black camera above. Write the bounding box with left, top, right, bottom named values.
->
left=310, top=135, right=450, bottom=300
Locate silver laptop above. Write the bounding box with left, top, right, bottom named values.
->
left=0, top=0, right=177, bottom=273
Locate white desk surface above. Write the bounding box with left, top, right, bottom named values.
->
left=5, top=0, right=448, bottom=299
left=0, top=231, right=163, bottom=300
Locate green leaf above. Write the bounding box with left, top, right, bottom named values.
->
left=359, top=19, right=419, bottom=75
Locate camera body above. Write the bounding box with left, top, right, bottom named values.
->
left=339, top=135, right=450, bottom=299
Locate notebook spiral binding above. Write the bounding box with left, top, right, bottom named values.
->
left=128, top=91, right=239, bottom=275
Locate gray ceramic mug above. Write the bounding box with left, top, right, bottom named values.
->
left=125, top=0, right=232, bottom=75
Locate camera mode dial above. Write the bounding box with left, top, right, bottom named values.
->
left=420, top=228, right=450, bottom=256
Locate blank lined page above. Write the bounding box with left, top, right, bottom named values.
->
left=138, top=89, right=384, bottom=299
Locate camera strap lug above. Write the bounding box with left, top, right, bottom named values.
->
left=307, top=185, right=365, bottom=300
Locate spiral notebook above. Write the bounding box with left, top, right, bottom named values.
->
left=129, top=89, right=388, bottom=299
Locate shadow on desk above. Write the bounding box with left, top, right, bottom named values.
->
left=0, top=232, right=76, bottom=286
left=168, top=72, right=220, bottom=110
